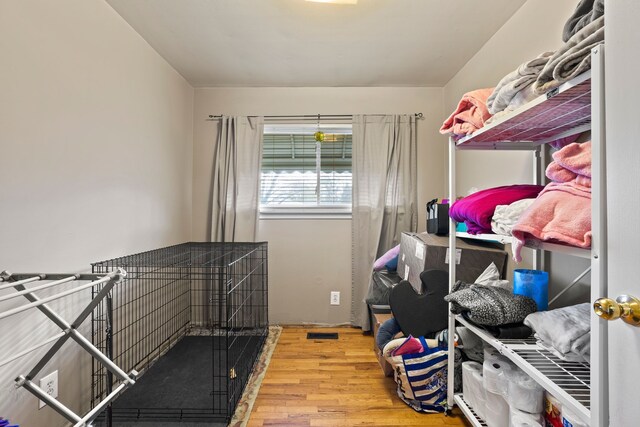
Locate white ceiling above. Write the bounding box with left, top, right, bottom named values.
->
left=106, top=0, right=526, bottom=87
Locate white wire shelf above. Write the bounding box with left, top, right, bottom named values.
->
left=455, top=232, right=592, bottom=259
left=453, top=394, right=487, bottom=427
left=456, top=315, right=591, bottom=425
left=523, top=238, right=591, bottom=259
left=456, top=232, right=511, bottom=244
left=455, top=71, right=591, bottom=150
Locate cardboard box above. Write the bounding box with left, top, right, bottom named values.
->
left=373, top=312, right=397, bottom=377
left=397, top=232, right=508, bottom=294
left=375, top=347, right=394, bottom=377
left=373, top=312, right=394, bottom=351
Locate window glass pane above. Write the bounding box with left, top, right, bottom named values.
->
left=260, top=124, right=352, bottom=209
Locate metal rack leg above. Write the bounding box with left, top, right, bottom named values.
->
left=2, top=271, right=136, bottom=427
left=106, top=294, right=114, bottom=427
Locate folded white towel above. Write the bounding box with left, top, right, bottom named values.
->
left=491, top=199, right=535, bottom=236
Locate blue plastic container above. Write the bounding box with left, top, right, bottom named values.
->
left=513, top=269, right=549, bottom=311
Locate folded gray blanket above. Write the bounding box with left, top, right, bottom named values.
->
left=444, top=281, right=538, bottom=326
left=524, top=303, right=591, bottom=362
left=563, top=0, right=605, bottom=42
left=487, top=52, right=553, bottom=115
left=534, top=16, right=604, bottom=95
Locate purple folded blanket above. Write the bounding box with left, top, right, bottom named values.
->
left=450, top=185, right=544, bottom=234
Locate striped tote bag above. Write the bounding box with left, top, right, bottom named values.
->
left=385, top=336, right=448, bottom=413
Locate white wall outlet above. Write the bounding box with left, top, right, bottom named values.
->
left=39, top=370, right=58, bottom=409
left=330, top=291, right=340, bottom=305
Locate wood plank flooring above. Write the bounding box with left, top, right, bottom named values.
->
left=248, top=326, right=469, bottom=426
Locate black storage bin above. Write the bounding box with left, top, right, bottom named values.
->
left=426, top=199, right=449, bottom=235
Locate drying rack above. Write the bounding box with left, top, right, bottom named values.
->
left=0, top=269, right=133, bottom=427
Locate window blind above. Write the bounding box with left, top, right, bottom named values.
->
left=260, top=125, right=352, bottom=208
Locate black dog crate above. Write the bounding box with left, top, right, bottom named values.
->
left=90, top=242, right=268, bottom=424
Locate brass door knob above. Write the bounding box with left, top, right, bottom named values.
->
left=593, top=295, right=640, bottom=326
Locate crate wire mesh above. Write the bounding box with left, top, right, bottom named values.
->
left=91, top=242, right=268, bottom=422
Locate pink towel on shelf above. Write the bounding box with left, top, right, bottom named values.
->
left=512, top=142, right=592, bottom=262
left=552, top=141, right=591, bottom=177
left=440, top=88, right=494, bottom=136
left=512, top=183, right=591, bottom=261
left=546, top=141, right=592, bottom=186
left=449, top=184, right=544, bottom=235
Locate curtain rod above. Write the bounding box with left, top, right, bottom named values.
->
left=206, top=113, right=423, bottom=121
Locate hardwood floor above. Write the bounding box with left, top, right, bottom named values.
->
left=247, top=326, right=469, bottom=426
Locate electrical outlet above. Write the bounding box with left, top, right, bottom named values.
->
left=39, top=370, right=58, bottom=409
left=330, top=291, right=340, bottom=305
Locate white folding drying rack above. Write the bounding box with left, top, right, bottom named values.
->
left=0, top=269, right=136, bottom=427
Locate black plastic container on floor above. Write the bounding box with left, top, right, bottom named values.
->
left=90, top=242, right=269, bottom=424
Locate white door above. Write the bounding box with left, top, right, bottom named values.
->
left=602, top=1, right=640, bottom=426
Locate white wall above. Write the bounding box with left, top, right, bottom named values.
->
left=0, top=1, right=194, bottom=426
left=441, top=0, right=592, bottom=300
left=193, top=87, right=445, bottom=324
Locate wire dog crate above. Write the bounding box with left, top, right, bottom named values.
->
left=90, top=242, right=268, bottom=424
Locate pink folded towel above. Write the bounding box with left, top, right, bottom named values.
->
left=552, top=141, right=591, bottom=178
left=440, top=88, right=494, bottom=136
left=546, top=163, right=591, bottom=187
left=546, top=141, right=591, bottom=186
left=513, top=142, right=592, bottom=261
left=512, top=182, right=591, bottom=262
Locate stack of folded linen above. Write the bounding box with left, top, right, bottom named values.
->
left=486, top=52, right=554, bottom=123
left=486, top=0, right=604, bottom=121
left=449, top=184, right=544, bottom=235
left=534, top=16, right=604, bottom=94
left=512, top=142, right=592, bottom=262
left=563, top=0, right=605, bottom=43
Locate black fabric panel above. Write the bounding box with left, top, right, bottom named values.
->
left=389, top=269, right=449, bottom=338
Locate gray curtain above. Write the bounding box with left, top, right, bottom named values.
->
left=210, top=116, right=264, bottom=242
left=351, top=115, right=418, bottom=330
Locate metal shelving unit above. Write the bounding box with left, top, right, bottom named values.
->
left=454, top=394, right=487, bottom=427
left=446, top=48, right=606, bottom=427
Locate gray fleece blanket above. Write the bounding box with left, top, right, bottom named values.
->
left=487, top=52, right=553, bottom=115
left=524, top=303, right=591, bottom=362
left=534, top=16, right=604, bottom=95
left=563, top=0, right=605, bottom=42
left=444, top=281, right=538, bottom=326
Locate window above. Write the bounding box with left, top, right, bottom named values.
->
left=260, top=124, right=352, bottom=214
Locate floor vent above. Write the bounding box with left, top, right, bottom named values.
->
left=307, top=332, right=338, bottom=340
